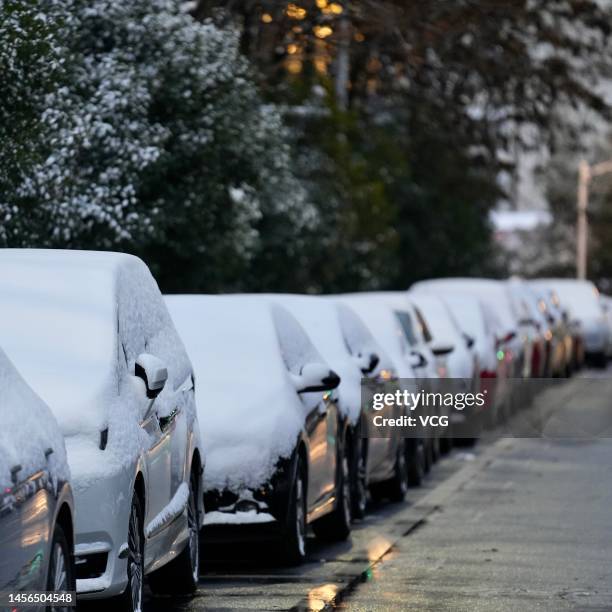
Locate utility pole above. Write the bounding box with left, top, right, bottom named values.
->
left=577, top=160, right=590, bottom=280
left=576, top=158, right=612, bottom=280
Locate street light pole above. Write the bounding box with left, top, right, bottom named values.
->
left=576, top=158, right=612, bottom=280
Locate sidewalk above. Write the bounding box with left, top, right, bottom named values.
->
left=337, top=435, right=612, bottom=611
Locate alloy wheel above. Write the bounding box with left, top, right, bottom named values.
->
left=128, top=502, right=143, bottom=612
left=341, top=454, right=352, bottom=527
left=187, top=476, right=200, bottom=582
left=295, top=475, right=306, bottom=557
left=49, top=541, right=69, bottom=612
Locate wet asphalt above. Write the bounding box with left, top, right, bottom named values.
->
left=102, top=369, right=612, bottom=611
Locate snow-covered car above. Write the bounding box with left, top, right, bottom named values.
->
left=365, top=291, right=448, bottom=462
left=165, top=295, right=350, bottom=565
left=408, top=285, right=514, bottom=425
left=336, top=294, right=428, bottom=494
left=411, top=278, right=525, bottom=410
left=506, top=278, right=548, bottom=378
left=0, top=250, right=203, bottom=610
left=0, top=347, right=75, bottom=603
left=535, top=279, right=608, bottom=367
left=601, top=295, right=612, bottom=359
left=528, top=284, right=573, bottom=377
left=266, top=294, right=402, bottom=518
left=407, top=293, right=481, bottom=442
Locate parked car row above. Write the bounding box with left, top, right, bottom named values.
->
left=1, top=249, right=608, bottom=611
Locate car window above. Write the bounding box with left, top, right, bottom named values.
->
left=337, top=302, right=377, bottom=357
left=118, top=258, right=191, bottom=390
left=271, top=304, right=322, bottom=375
left=394, top=310, right=417, bottom=346
left=413, top=306, right=433, bottom=342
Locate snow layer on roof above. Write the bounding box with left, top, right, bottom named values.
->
left=165, top=295, right=305, bottom=492
left=0, top=249, right=194, bottom=490
left=534, top=279, right=603, bottom=320
left=335, top=294, right=414, bottom=379
left=0, top=348, right=69, bottom=490
left=0, top=249, right=121, bottom=435
left=265, top=295, right=365, bottom=423
left=411, top=278, right=518, bottom=332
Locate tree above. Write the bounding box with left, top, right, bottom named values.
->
left=2, top=0, right=314, bottom=292
left=0, top=0, right=69, bottom=244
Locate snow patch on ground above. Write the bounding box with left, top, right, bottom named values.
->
left=204, top=510, right=276, bottom=525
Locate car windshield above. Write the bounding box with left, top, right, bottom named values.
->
left=395, top=310, right=418, bottom=346
left=0, top=251, right=118, bottom=433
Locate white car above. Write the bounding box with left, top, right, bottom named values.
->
left=407, top=293, right=482, bottom=442
left=165, top=295, right=350, bottom=565
left=0, top=250, right=203, bottom=611
left=266, top=294, right=397, bottom=518
left=535, top=279, right=609, bottom=367
left=411, top=278, right=526, bottom=412
left=0, top=347, right=75, bottom=600
left=337, top=294, right=428, bottom=495
left=365, top=291, right=448, bottom=461
left=601, top=295, right=612, bottom=359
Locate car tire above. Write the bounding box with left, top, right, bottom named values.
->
left=407, top=439, right=426, bottom=487
left=350, top=436, right=368, bottom=520
left=47, top=522, right=74, bottom=609
left=312, top=445, right=352, bottom=541
left=439, top=434, right=453, bottom=455
left=280, top=456, right=307, bottom=566
left=148, top=468, right=201, bottom=595
left=386, top=440, right=409, bottom=502
left=119, top=493, right=144, bottom=612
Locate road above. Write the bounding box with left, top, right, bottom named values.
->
left=134, top=371, right=612, bottom=611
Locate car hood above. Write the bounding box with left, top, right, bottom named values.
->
left=199, top=379, right=305, bottom=493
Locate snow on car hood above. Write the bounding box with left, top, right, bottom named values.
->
left=0, top=348, right=69, bottom=489
left=165, top=295, right=304, bottom=492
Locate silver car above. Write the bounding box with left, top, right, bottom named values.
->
left=0, top=347, right=75, bottom=609
left=0, top=250, right=203, bottom=611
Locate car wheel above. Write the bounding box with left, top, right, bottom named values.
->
left=148, top=468, right=201, bottom=594
left=407, top=439, right=426, bottom=487
left=439, top=434, right=453, bottom=455
left=312, top=445, right=352, bottom=541
left=280, top=456, right=307, bottom=566
left=350, top=437, right=368, bottom=520
left=386, top=440, right=409, bottom=502
left=47, top=523, right=74, bottom=612
left=120, top=493, right=144, bottom=612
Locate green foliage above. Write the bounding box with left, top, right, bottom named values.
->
left=0, top=0, right=67, bottom=218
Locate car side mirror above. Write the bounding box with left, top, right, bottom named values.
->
left=360, top=352, right=380, bottom=375
left=496, top=330, right=516, bottom=347
left=431, top=342, right=454, bottom=357
left=463, top=334, right=475, bottom=349
left=410, top=351, right=428, bottom=369
left=562, top=310, right=569, bottom=324
left=292, top=363, right=341, bottom=394
left=135, top=353, right=168, bottom=400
